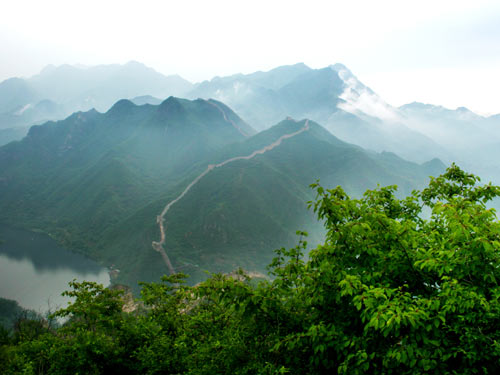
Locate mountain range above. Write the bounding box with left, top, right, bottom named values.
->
left=2, top=62, right=498, bottom=184
left=0, top=96, right=443, bottom=290
left=0, top=61, right=192, bottom=133
left=2, top=61, right=499, bottom=290
left=189, top=63, right=500, bottom=182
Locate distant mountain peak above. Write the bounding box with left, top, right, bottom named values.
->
left=400, top=102, right=443, bottom=111
left=331, top=64, right=400, bottom=123
left=329, top=63, right=350, bottom=73
left=160, top=96, right=182, bottom=106
left=268, top=62, right=310, bottom=72
left=400, top=102, right=479, bottom=118
left=39, top=64, right=57, bottom=75
left=1, top=77, right=27, bottom=85
left=421, top=158, right=447, bottom=175
left=158, top=96, right=186, bottom=116
left=121, top=60, right=159, bottom=74
left=107, top=99, right=136, bottom=114
left=124, top=60, right=146, bottom=67
left=131, top=95, right=163, bottom=106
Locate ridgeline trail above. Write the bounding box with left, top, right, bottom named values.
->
left=152, top=119, right=310, bottom=274
left=207, top=100, right=250, bottom=137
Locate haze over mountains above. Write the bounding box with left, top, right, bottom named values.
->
left=0, top=61, right=192, bottom=137
left=0, top=94, right=443, bottom=289
left=194, top=63, right=500, bottom=184
left=188, top=63, right=500, bottom=172
left=1, top=61, right=499, bottom=289
left=1, top=61, right=499, bottom=181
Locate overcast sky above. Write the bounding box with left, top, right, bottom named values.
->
left=1, top=0, right=500, bottom=114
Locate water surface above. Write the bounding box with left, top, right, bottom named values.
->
left=0, top=224, right=109, bottom=314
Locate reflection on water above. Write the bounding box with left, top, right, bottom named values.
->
left=0, top=224, right=110, bottom=314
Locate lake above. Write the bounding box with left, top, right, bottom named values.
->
left=0, top=224, right=109, bottom=314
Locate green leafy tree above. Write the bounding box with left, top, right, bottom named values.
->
left=4, top=281, right=144, bottom=374
left=268, top=164, right=500, bottom=374
left=134, top=274, right=189, bottom=374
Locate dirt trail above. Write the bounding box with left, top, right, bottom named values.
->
left=152, top=120, right=310, bottom=274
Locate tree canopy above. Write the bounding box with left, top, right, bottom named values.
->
left=2, top=164, right=500, bottom=374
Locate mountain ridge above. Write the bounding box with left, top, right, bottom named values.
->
left=0, top=98, right=443, bottom=289
left=0, top=62, right=194, bottom=132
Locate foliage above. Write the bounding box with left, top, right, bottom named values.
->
left=0, top=297, right=28, bottom=330
left=2, top=165, right=500, bottom=374
left=278, top=164, right=500, bottom=374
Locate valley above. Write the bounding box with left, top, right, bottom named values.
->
left=152, top=119, right=310, bottom=274
left=1, top=62, right=498, bottom=294
left=0, top=91, right=444, bottom=291
left=2, top=3, right=500, bottom=372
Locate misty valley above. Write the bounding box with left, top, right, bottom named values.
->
left=0, top=63, right=454, bottom=291
left=1, top=61, right=500, bottom=373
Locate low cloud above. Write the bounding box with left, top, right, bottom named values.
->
left=335, top=66, right=401, bottom=123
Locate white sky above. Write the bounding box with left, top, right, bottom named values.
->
left=1, top=0, right=500, bottom=114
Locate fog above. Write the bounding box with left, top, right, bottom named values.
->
left=1, top=0, right=500, bottom=114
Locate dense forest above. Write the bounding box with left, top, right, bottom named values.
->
left=1, top=165, right=500, bottom=374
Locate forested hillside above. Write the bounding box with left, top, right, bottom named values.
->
left=2, top=166, right=499, bottom=374
left=0, top=97, right=443, bottom=289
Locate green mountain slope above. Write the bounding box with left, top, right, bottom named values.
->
left=96, top=119, right=444, bottom=289
left=0, top=97, right=443, bottom=291
left=0, top=97, right=252, bottom=253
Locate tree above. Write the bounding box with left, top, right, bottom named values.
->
left=5, top=281, right=144, bottom=375
left=267, top=164, right=500, bottom=374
